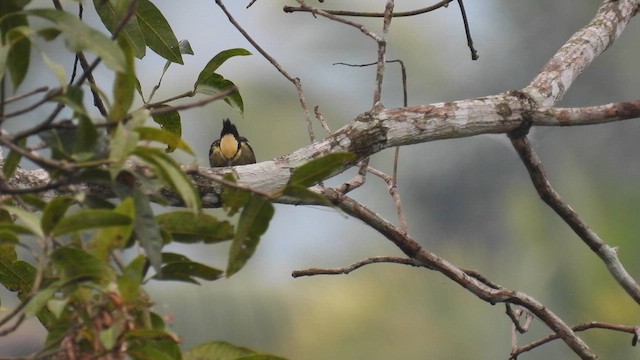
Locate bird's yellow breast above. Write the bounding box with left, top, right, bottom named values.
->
left=219, top=134, right=239, bottom=159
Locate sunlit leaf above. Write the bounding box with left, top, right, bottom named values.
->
left=288, top=152, right=356, bottom=187
left=226, top=195, right=274, bottom=277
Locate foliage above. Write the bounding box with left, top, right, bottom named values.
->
left=0, top=1, right=354, bottom=358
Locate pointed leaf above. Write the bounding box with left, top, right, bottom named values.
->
left=1, top=7, right=30, bottom=89
left=2, top=206, right=44, bottom=238
left=117, top=254, right=146, bottom=304
left=194, top=73, right=243, bottom=113
left=195, top=48, right=251, bottom=82
left=93, top=0, right=146, bottom=58
left=288, top=152, right=356, bottom=187
left=51, top=247, right=111, bottom=283
left=155, top=211, right=233, bottom=243
left=111, top=37, right=136, bottom=120
left=135, top=126, right=193, bottom=155
left=184, top=341, right=254, bottom=360
left=226, top=195, right=274, bottom=277
left=91, top=197, right=135, bottom=260
left=281, top=184, right=332, bottom=206
left=41, top=196, right=76, bottom=235
left=132, top=148, right=200, bottom=211
left=132, top=189, right=163, bottom=275
left=52, top=209, right=132, bottom=237
left=136, top=0, right=182, bottom=64
left=27, top=9, right=125, bottom=72
left=151, top=107, right=182, bottom=153
left=3, top=137, right=26, bottom=178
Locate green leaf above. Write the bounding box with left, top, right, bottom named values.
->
left=128, top=339, right=181, bottom=360
left=221, top=174, right=250, bottom=216
left=117, top=254, right=146, bottom=304
left=109, top=121, right=140, bottom=177
left=132, top=148, right=200, bottom=211
left=184, top=341, right=255, bottom=360
left=281, top=184, right=332, bottom=206
left=288, top=152, right=357, bottom=187
left=24, top=282, right=61, bottom=317
left=194, top=72, right=243, bottom=113
left=151, top=107, right=182, bottom=153
left=41, top=196, right=76, bottom=236
left=156, top=211, right=233, bottom=243
left=93, top=0, right=146, bottom=58
left=1, top=6, right=30, bottom=89
left=91, top=197, right=135, bottom=260
left=2, top=206, right=44, bottom=238
left=196, top=48, right=251, bottom=81
left=3, top=137, right=26, bottom=178
left=226, top=195, right=274, bottom=277
left=52, top=209, right=132, bottom=237
left=51, top=86, right=86, bottom=116
left=154, top=254, right=223, bottom=284
left=135, top=0, right=182, bottom=64
left=135, top=126, right=193, bottom=155
left=0, top=42, right=8, bottom=81
left=157, top=39, right=194, bottom=89
left=194, top=48, right=251, bottom=113
left=51, top=247, right=111, bottom=283
left=27, top=9, right=125, bottom=72
left=0, top=245, right=36, bottom=300
left=111, top=37, right=136, bottom=120
left=74, top=115, right=99, bottom=159
left=132, top=189, right=163, bottom=275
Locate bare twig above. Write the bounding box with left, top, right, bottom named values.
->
left=509, top=134, right=640, bottom=305
left=319, top=187, right=597, bottom=359
left=532, top=100, right=640, bottom=126
left=456, top=0, right=478, bottom=60
left=367, top=166, right=408, bottom=233
left=4, top=86, right=49, bottom=104
left=510, top=322, right=639, bottom=359
left=284, top=0, right=454, bottom=18
left=292, top=256, right=425, bottom=277
left=215, top=0, right=315, bottom=142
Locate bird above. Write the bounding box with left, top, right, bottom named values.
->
left=209, top=119, right=256, bottom=167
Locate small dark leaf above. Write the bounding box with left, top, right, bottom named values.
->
left=155, top=259, right=223, bottom=284
left=155, top=211, right=233, bottom=244
left=226, top=195, right=274, bottom=277
left=74, top=115, right=99, bottom=158
left=288, top=152, right=357, bottom=187
left=151, top=107, right=182, bottom=153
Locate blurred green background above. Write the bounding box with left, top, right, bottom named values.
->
left=2, top=0, right=640, bottom=358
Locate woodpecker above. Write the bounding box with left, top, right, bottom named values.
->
left=209, top=119, right=256, bottom=167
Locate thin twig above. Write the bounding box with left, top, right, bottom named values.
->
left=292, top=256, right=426, bottom=277
left=284, top=0, right=454, bottom=17
left=509, top=133, right=640, bottom=305
left=4, top=87, right=49, bottom=104
left=456, top=0, right=478, bottom=60
left=215, top=0, right=315, bottom=142
left=510, top=322, right=639, bottom=359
